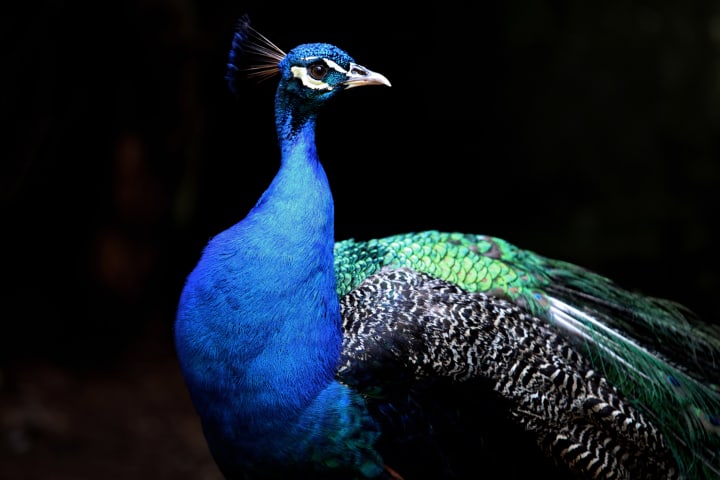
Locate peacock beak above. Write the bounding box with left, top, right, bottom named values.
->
left=343, top=62, right=391, bottom=89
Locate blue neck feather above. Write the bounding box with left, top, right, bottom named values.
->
left=178, top=94, right=340, bottom=406
left=175, top=87, right=384, bottom=476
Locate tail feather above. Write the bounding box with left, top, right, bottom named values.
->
left=542, top=275, right=720, bottom=479
left=545, top=266, right=720, bottom=386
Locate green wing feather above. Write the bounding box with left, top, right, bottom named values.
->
left=334, top=230, right=720, bottom=479
left=335, top=231, right=552, bottom=312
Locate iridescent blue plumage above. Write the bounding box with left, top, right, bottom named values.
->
left=175, top=17, right=720, bottom=480
left=176, top=18, right=393, bottom=479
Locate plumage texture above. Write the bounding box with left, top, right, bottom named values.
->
left=334, top=231, right=720, bottom=478
left=174, top=16, right=720, bottom=480
left=340, top=267, right=678, bottom=479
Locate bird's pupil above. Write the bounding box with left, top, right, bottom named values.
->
left=309, top=62, right=328, bottom=80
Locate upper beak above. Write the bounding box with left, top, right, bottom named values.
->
left=342, top=62, right=392, bottom=89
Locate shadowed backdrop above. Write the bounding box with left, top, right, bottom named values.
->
left=1, top=1, right=718, bottom=478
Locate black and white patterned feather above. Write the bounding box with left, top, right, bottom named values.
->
left=339, top=268, right=678, bottom=479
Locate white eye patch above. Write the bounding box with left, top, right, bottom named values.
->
left=291, top=58, right=348, bottom=91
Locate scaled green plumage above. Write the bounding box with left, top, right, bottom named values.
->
left=336, top=231, right=550, bottom=310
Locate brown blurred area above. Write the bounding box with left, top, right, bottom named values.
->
left=0, top=333, right=223, bottom=480
left=2, top=1, right=719, bottom=478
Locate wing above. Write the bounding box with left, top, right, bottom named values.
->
left=335, top=231, right=720, bottom=478
left=337, top=267, right=678, bottom=479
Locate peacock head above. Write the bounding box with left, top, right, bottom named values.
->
left=226, top=15, right=390, bottom=106
left=278, top=43, right=391, bottom=104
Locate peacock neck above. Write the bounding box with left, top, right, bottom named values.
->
left=236, top=111, right=342, bottom=391
left=176, top=101, right=343, bottom=422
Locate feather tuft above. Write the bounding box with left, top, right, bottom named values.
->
left=226, top=14, right=286, bottom=96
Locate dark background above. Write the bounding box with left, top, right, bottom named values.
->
left=2, top=1, right=719, bottom=478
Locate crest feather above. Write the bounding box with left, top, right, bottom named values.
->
left=226, top=15, right=286, bottom=96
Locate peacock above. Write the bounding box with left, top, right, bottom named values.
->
left=174, top=16, right=720, bottom=480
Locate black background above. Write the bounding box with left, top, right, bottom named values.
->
left=2, top=1, right=718, bottom=478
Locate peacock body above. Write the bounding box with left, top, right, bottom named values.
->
left=174, top=16, right=720, bottom=480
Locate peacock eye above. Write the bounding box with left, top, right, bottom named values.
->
left=308, top=61, right=329, bottom=80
